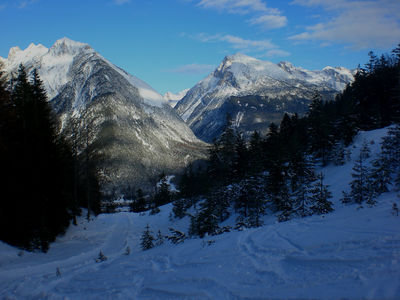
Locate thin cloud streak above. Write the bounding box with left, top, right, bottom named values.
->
left=197, top=0, right=288, bottom=30
left=188, top=33, right=290, bottom=58
left=249, top=14, right=288, bottom=29
left=192, top=33, right=277, bottom=51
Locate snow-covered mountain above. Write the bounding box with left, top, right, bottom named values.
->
left=1, top=127, right=398, bottom=299
left=1, top=38, right=207, bottom=194
left=163, top=89, right=189, bottom=108
left=175, top=53, right=354, bottom=142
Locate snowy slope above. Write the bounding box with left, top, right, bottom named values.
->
left=175, top=53, right=354, bottom=142
left=0, top=128, right=399, bottom=299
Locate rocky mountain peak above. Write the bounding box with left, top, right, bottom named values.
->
left=49, top=37, right=93, bottom=57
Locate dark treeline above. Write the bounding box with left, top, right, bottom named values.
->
left=0, top=64, right=101, bottom=252
left=174, top=45, right=400, bottom=237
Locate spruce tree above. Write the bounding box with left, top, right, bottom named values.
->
left=349, top=142, right=373, bottom=205
left=233, top=131, right=249, bottom=178
left=310, top=173, right=333, bottom=214
left=289, top=154, right=316, bottom=218
left=0, top=65, right=80, bottom=251
left=154, top=174, right=172, bottom=207
left=235, top=176, right=265, bottom=226
left=331, top=141, right=346, bottom=165
left=141, top=224, right=155, bottom=250
left=172, top=198, right=186, bottom=219
left=189, top=196, right=219, bottom=238
left=130, top=188, right=147, bottom=212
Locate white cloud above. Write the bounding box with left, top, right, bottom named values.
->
left=168, top=63, right=216, bottom=74
left=290, top=0, right=400, bottom=49
left=113, top=0, right=130, bottom=5
left=189, top=32, right=290, bottom=57
left=197, top=0, right=288, bottom=30
left=249, top=14, right=288, bottom=29
left=191, top=33, right=277, bottom=52
left=220, top=34, right=276, bottom=50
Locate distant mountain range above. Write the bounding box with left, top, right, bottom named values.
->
left=1, top=39, right=355, bottom=193
left=1, top=38, right=207, bottom=195
left=175, top=53, right=355, bottom=142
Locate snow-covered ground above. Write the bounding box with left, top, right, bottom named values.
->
left=1, top=128, right=399, bottom=299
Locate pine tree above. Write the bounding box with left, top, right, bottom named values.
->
left=189, top=197, right=219, bottom=238
left=172, top=198, right=186, bottom=219
left=141, top=224, right=155, bottom=250
left=0, top=65, right=81, bottom=251
left=153, top=174, right=172, bottom=207
left=310, top=173, right=333, bottom=214
left=233, top=131, right=249, bottom=178
left=248, top=131, right=263, bottom=173
left=234, top=176, right=266, bottom=227
left=349, top=142, right=373, bottom=204
left=307, top=92, right=332, bottom=165
left=331, top=141, right=346, bottom=165
left=130, top=188, right=147, bottom=212
left=370, top=154, right=392, bottom=196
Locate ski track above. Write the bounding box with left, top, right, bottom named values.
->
left=1, top=203, right=399, bottom=299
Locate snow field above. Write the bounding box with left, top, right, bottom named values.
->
left=0, top=128, right=399, bottom=299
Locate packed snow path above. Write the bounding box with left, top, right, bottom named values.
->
left=1, top=196, right=399, bottom=299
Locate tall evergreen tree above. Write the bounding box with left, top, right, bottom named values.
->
left=130, top=188, right=147, bottom=212
left=348, top=142, right=374, bottom=205
left=310, top=173, right=333, bottom=214
left=0, top=65, right=80, bottom=251
left=140, top=224, right=155, bottom=250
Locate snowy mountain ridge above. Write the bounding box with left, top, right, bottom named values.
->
left=175, top=53, right=354, bottom=142
left=1, top=37, right=166, bottom=108
left=0, top=127, right=398, bottom=299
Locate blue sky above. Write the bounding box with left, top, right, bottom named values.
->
left=1, top=0, right=399, bottom=94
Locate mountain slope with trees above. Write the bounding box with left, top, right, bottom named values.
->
left=173, top=44, right=400, bottom=234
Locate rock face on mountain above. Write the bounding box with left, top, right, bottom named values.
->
left=175, top=53, right=354, bottom=142
left=1, top=38, right=207, bottom=195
